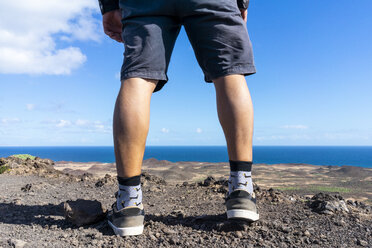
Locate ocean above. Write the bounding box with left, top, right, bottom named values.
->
left=0, top=146, right=371, bottom=168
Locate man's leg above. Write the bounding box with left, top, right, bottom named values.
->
left=113, top=77, right=158, bottom=178
left=213, top=74, right=259, bottom=221
left=108, top=77, right=158, bottom=236
left=213, top=74, right=253, bottom=162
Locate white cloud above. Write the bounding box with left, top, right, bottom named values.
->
left=1, top=118, right=21, bottom=124
left=161, top=128, right=170, bottom=133
left=256, top=135, right=286, bottom=141
left=85, top=121, right=112, bottom=133
left=26, top=104, right=35, bottom=111
left=0, top=0, right=101, bottom=75
left=75, top=119, right=89, bottom=126
left=324, top=132, right=369, bottom=140
left=93, top=121, right=105, bottom=130
left=52, top=119, right=111, bottom=133
left=281, top=125, right=308, bottom=129
left=196, top=128, right=203, bottom=133
left=56, top=120, right=72, bottom=128
left=256, top=134, right=314, bottom=141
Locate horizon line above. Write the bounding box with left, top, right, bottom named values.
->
left=1, top=145, right=372, bottom=147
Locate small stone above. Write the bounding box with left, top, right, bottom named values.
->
left=162, top=228, right=177, bottom=235
left=169, top=238, right=176, bottom=245
left=312, top=239, right=320, bottom=244
left=334, top=219, right=346, bottom=226
left=170, top=209, right=185, bottom=218
left=11, top=198, right=21, bottom=205
left=149, top=234, right=157, bottom=241
left=8, top=239, right=27, bottom=248
left=235, top=231, right=243, bottom=238
left=303, top=230, right=311, bottom=237
left=281, top=226, right=291, bottom=233
left=21, top=184, right=32, bottom=192
left=357, top=239, right=368, bottom=247
left=95, top=180, right=105, bottom=187
left=63, top=199, right=106, bottom=226
left=70, top=239, right=79, bottom=246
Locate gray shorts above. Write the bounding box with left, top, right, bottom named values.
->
left=119, top=0, right=256, bottom=92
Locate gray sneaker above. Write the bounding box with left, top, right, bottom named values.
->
left=107, top=201, right=145, bottom=236
left=225, top=190, right=259, bottom=221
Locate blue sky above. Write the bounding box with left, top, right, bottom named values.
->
left=0, top=0, right=371, bottom=146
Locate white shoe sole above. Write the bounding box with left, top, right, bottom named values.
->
left=227, top=209, right=260, bottom=222
left=108, top=220, right=144, bottom=236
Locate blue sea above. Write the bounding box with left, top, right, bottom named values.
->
left=0, top=146, right=371, bottom=168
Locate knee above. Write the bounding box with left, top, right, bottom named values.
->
left=120, top=78, right=159, bottom=92
left=213, top=74, right=247, bottom=94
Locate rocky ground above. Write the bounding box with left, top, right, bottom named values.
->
left=0, top=156, right=371, bottom=247
left=55, top=158, right=372, bottom=203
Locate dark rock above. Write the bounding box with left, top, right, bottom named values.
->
left=215, top=178, right=229, bottom=186
left=1, top=156, right=60, bottom=176
left=63, top=199, right=106, bottom=226
left=0, top=157, right=6, bottom=166
left=170, top=209, right=185, bottom=218
left=334, top=219, right=346, bottom=226
left=357, top=239, right=368, bottom=247
left=21, top=184, right=32, bottom=192
left=199, top=176, right=216, bottom=187
left=312, top=239, right=320, bottom=244
left=142, top=171, right=166, bottom=185
left=281, top=225, right=291, bottom=233
left=95, top=174, right=114, bottom=187
left=95, top=180, right=105, bottom=187
left=80, top=173, right=94, bottom=182
left=169, top=237, right=177, bottom=245
left=309, top=193, right=349, bottom=214
left=253, top=182, right=260, bottom=191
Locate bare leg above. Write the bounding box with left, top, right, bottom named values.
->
left=213, top=74, right=254, bottom=162
left=113, top=78, right=158, bottom=178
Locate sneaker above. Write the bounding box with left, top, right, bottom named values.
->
left=107, top=195, right=145, bottom=236
left=225, top=190, right=259, bottom=221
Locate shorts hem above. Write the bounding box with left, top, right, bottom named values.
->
left=205, top=65, right=256, bottom=83
left=120, top=70, right=168, bottom=93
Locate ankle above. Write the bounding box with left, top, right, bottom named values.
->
left=116, top=175, right=142, bottom=210
left=228, top=160, right=253, bottom=194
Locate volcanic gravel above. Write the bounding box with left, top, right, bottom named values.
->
left=0, top=157, right=371, bottom=247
